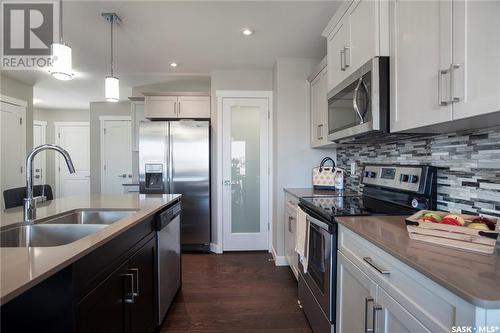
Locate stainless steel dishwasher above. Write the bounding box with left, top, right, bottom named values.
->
left=156, top=200, right=181, bottom=325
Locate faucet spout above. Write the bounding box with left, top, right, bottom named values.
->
left=24, top=144, right=76, bottom=222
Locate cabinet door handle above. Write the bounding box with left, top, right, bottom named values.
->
left=450, top=63, right=463, bottom=103
left=364, top=297, right=374, bottom=333
left=174, top=101, right=177, bottom=115
left=129, top=268, right=140, bottom=297
left=344, top=46, right=350, bottom=68
left=288, top=216, right=295, bottom=233
left=122, top=273, right=135, bottom=304
left=363, top=257, right=390, bottom=275
left=178, top=101, right=181, bottom=115
left=372, top=304, right=382, bottom=333
left=365, top=297, right=374, bottom=333
left=317, top=124, right=323, bottom=140
left=340, top=49, right=346, bottom=71
left=438, top=68, right=451, bottom=106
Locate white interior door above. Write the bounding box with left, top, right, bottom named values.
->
left=101, top=119, right=132, bottom=194
left=222, top=98, right=269, bottom=251
left=33, top=121, right=47, bottom=186
left=56, top=123, right=90, bottom=198
left=0, top=101, right=26, bottom=207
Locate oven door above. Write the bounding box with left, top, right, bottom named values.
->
left=302, top=214, right=335, bottom=322
left=327, top=57, right=388, bottom=142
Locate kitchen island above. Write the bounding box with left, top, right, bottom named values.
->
left=0, top=193, right=181, bottom=333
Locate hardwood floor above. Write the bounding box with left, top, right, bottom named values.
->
left=160, top=252, right=312, bottom=332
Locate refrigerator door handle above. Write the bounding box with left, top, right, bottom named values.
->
left=169, top=122, right=174, bottom=194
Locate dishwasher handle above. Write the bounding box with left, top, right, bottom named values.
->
left=156, top=202, right=181, bottom=230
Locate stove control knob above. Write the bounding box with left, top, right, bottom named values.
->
left=410, top=175, right=419, bottom=183
left=400, top=174, right=409, bottom=182
left=364, top=171, right=370, bottom=178
left=411, top=198, right=419, bottom=208
left=369, top=171, right=377, bottom=178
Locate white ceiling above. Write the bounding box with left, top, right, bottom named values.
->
left=4, top=1, right=340, bottom=110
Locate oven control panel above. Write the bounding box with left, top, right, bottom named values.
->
left=362, top=165, right=424, bottom=193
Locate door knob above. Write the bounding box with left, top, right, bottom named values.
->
left=224, top=180, right=237, bottom=186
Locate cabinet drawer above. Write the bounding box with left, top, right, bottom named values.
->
left=338, top=225, right=475, bottom=332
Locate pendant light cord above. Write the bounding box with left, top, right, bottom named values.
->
left=59, top=0, right=63, bottom=43
left=110, top=16, right=114, bottom=77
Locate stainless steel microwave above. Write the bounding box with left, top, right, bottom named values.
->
left=327, top=57, right=389, bottom=142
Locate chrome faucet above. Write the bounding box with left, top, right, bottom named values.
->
left=24, top=144, right=76, bottom=222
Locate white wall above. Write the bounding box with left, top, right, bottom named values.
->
left=33, top=108, right=90, bottom=192
left=210, top=69, right=273, bottom=249
left=132, top=76, right=211, bottom=96
left=89, top=102, right=131, bottom=193
left=272, top=58, right=336, bottom=257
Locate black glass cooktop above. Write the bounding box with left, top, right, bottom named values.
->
left=299, top=195, right=417, bottom=222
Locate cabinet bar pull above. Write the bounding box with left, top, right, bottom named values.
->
left=364, top=296, right=374, bottom=333
left=450, top=63, right=462, bottom=103
left=178, top=101, right=181, bottom=115
left=372, top=304, right=382, bottom=333
left=129, top=268, right=140, bottom=297
left=363, top=257, right=390, bottom=275
left=122, top=273, right=135, bottom=304
left=288, top=216, right=295, bottom=233
left=344, top=46, right=350, bottom=68
left=340, top=49, right=346, bottom=71
left=438, top=68, right=451, bottom=106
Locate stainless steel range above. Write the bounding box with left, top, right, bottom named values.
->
left=297, top=164, right=437, bottom=333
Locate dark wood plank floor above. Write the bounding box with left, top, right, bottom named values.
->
left=160, top=252, right=312, bottom=332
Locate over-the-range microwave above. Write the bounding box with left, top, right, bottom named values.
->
left=327, top=56, right=389, bottom=142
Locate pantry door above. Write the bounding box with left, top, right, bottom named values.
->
left=221, top=97, right=270, bottom=251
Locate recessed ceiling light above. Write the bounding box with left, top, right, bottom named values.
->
left=241, top=28, right=254, bottom=36
left=169, top=62, right=179, bottom=68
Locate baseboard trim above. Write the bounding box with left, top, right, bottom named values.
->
left=210, top=243, right=223, bottom=254
left=271, top=246, right=289, bottom=266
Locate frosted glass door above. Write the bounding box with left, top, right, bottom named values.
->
left=222, top=97, right=269, bottom=251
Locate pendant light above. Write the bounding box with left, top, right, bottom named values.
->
left=102, top=13, right=121, bottom=102
left=51, top=0, right=73, bottom=80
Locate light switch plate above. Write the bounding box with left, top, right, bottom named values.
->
left=350, top=162, right=356, bottom=176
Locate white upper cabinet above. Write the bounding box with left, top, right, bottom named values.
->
left=324, top=0, right=389, bottom=92
left=327, top=21, right=349, bottom=91
left=451, top=0, right=500, bottom=120
left=390, top=0, right=500, bottom=132
left=177, top=96, right=211, bottom=118
left=144, top=96, right=177, bottom=119
left=144, top=95, right=210, bottom=119
left=310, top=64, right=328, bottom=147
left=390, top=0, right=453, bottom=132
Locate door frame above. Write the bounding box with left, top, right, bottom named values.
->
left=33, top=120, right=47, bottom=185
left=215, top=90, right=273, bottom=253
left=0, top=95, right=27, bottom=209
left=54, top=121, right=90, bottom=197
left=99, top=116, right=132, bottom=193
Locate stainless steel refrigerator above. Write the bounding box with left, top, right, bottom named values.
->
left=139, top=120, right=210, bottom=250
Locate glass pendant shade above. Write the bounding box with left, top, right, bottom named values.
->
left=105, top=76, right=119, bottom=102
left=51, top=43, right=73, bottom=80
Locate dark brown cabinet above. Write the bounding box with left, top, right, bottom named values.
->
left=76, top=236, right=156, bottom=333
left=128, top=237, right=156, bottom=333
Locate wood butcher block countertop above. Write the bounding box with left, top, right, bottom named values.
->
left=336, top=215, right=500, bottom=309
left=0, top=193, right=181, bottom=305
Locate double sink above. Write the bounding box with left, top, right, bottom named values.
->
left=1, top=210, right=136, bottom=248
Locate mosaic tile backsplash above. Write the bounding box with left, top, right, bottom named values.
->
left=336, top=126, right=500, bottom=217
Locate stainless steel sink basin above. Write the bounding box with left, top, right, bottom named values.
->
left=42, top=209, right=136, bottom=225
left=0, top=224, right=107, bottom=247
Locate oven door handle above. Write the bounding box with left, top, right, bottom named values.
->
left=306, top=214, right=330, bottom=231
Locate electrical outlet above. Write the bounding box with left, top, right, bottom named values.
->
left=350, top=162, right=356, bottom=176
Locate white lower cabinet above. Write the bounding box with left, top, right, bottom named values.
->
left=337, top=225, right=498, bottom=333
left=337, top=252, right=377, bottom=333
left=284, top=193, right=299, bottom=279
left=376, top=287, right=430, bottom=333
